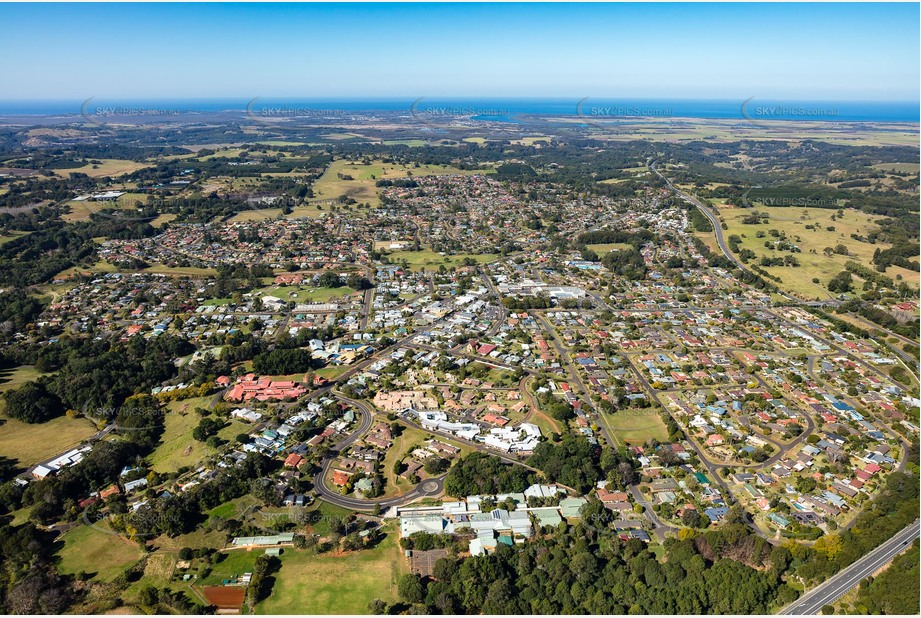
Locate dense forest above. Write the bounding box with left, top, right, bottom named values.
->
left=850, top=542, right=919, bottom=614
left=381, top=520, right=797, bottom=614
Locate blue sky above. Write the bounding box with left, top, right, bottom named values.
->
left=1, top=2, right=918, bottom=101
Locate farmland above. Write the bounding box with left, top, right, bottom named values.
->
left=720, top=205, right=918, bottom=298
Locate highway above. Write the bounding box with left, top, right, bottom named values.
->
left=649, top=160, right=743, bottom=272
left=779, top=520, right=919, bottom=615
left=649, top=160, right=810, bottom=308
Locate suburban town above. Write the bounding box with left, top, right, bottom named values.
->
left=0, top=2, right=919, bottom=616
left=2, top=140, right=917, bottom=614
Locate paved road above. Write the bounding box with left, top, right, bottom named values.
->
left=649, top=160, right=743, bottom=272
left=359, top=287, right=374, bottom=330
left=779, top=520, right=920, bottom=615
left=311, top=394, right=448, bottom=510
left=25, top=424, right=115, bottom=478
left=629, top=485, right=678, bottom=541
left=841, top=312, right=919, bottom=374
left=620, top=352, right=781, bottom=544
left=649, top=160, right=817, bottom=309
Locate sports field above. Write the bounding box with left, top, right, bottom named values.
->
left=602, top=409, right=669, bottom=446
left=256, top=284, right=356, bottom=303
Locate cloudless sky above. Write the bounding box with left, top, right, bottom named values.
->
left=1, top=2, right=918, bottom=101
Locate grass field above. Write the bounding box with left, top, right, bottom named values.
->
left=321, top=132, right=366, bottom=141
left=603, top=409, right=669, bottom=446
left=142, top=264, right=219, bottom=277
left=310, top=159, right=488, bottom=209
left=52, top=158, right=151, bottom=178
left=150, top=213, right=177, bottom=227
left=384, top=248, right=498, bottom=272
left=149, top=526, right=229, bottom=554
left=56, top=523, right=145, bottom=581
left=870, top=162, right=920, bottom=174
left=510, top=136, right=551, bottom=145
left=693, top=231, right=721, bottom=255
left=0, top=230, right=30, bottom=245
left=529, top=408, right=562, bottom=437
left=0, top=364, right=46, bottom=393
left=121, top=553, right=178, bottom=605
left=62, top=192, right=151, bottom=222
left=0, top=385, right=98, bottom=467
left=148, top=397, right=247, bottom=473
left=198, top=548, right=264, bottom=586
left=0, top=414, right=98, bottom=467
left=227, top=207, right=282, bottom=223
left=257, top=284, right=356, bottom=303
left=382, top=139, right=427, bottom=147
left=315, top=365, right=350, bottom=380
left=380, top=423, right=432, bottom=496
left=720, top=205, right=919, bottom=298
left=254, top=521, right=406, bottom=615
left=550, top=117, right=919, bottom=147
left=586, top=242, right=631, bottom=254
left=287, top=203, right=333, bottom=218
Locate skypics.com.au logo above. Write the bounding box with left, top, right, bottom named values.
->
left=576, top=97, right=674, bottom=131
left=80, top=97, right=182, bottom=127
left=245, top=97, right=347, bottom=129
left=740, top=97, right=839, bottom=129
left=740, top=187, right=841, bottom=209
left=409, top=98, right=510, bottom=128
left=88, top=403, right=170, bottom=434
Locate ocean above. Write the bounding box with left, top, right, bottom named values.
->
left=0, top=98, right=917, bottom=123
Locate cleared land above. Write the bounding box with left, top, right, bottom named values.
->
left=720, top=205, right=919, bottom=298
left=52, top=158, right=151, bottom=178
left=0, top=231, right=30, bottom=245
left=255, top=521, right=406, bottom=614
left=380, top=423, right=434, bottom=496
left=56, top=523, right=145, bottom=582
left=62, top=192, right=150, bottom=222
left=587, top=242, right=631, bottom=254
left=256, top=284, right=356, bottom=303
left=148, top=396, right=247, bottom=473
left=603, top=409, right=670, bottom=446
left=0, top=370, right=99, bottom=467
left=385, top=248, right=497, bottom=272
left=310, top=159, right=489, bottom=209
left=870, top=162, right=920, bottom=174
left=549, top=117, right=920, bottom=147
left=227, top=207, right=283, bottom=223
left=0, top=364, right=46, bottom=393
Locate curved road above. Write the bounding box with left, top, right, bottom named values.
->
left=649, top=160, right=743, bottom=272
left=650, top=160, right=811, bottom=308
left=311, top=394, right=447, bottom=511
